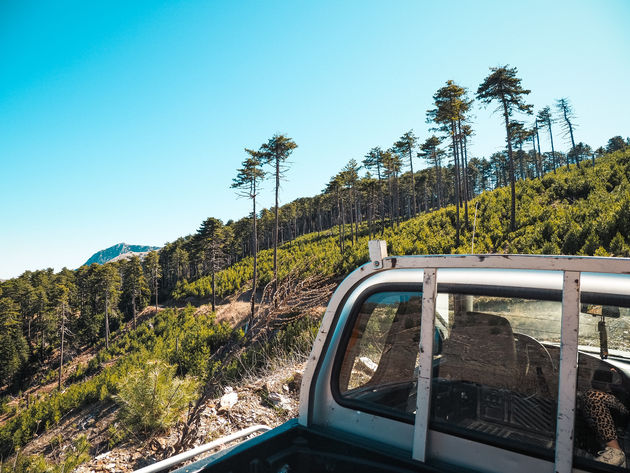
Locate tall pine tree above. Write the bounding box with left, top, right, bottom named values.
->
left=477, top=66, right=532, bottom=232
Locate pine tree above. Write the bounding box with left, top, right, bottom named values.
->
left=339, top=160, right=360, bottom=244
left=477, top=66, right=532, bottom=232
left=537, top=106, right=557, bottom=172
left=394, top=131, right=419, bottom=216
left=55, top=283, right=70, bottom=390
left=260, top=134, right=297, bottom=297
left=99, top=263, right=121, bottom=349
left=195, top=217, right=228, bottom=311
left=231, top=149, right=265, bottom=325
left=0, top=298, right=28, bottom=383
left=427, top=80, right=472, bottom=243
left=122, top=256, right=149, bottom=329
left=362, top=147, right=385, bottom=234
left=325, top=174, right=345, bottom=252
left=420, top=136, right=444, bottom=209
left=382, top=150, right=403, bottom=228
left=144, top=251, right=161, bottom=312
left=556, top=98, right=578, bottom=167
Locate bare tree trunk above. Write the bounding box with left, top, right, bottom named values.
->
left=463, top=132, right=472, bottom=199
left=548, top=120, right=557, bottom=172
left=273, top=158, right=280, bottom=299
left=377, top=164, right=385, bottom=235
left=501, top=97, right=517, bottom=232
left=58, top=303, right=65, bottom=390
left=407, top=147, right=417, bottom=216
left=451, top=121, right=461, bottom=246
left=154, top=271, right=158, bottom=312
left=132, top=291, right=137, bottom=330
left=434, top=152, right=443, bottom=208
left=250, top=190, right=258, bottom=326
left=336, top=190, right=342, bottom=252
left=457, top=119, right=469, bottom=227
left=355, top=189, right=360, bottom=237
left=211, top=251, right=216, bottom=312
left=105, top=291, right=110, bottom=349
left=531, top=134, right=540, bottom=178
left=348, top=190, right=354, bottom=244
left=563, top=108, right=578, bottom=168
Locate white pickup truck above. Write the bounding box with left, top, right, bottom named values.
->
left=168, top=242, right=630, bottom=473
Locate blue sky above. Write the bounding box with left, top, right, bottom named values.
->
left=1, top=0, right=629, bottom=279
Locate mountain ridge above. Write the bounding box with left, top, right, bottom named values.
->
left=83, top=242, right=161, bottom=266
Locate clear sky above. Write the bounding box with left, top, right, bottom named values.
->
left=1, top=0, right=629, bottom=279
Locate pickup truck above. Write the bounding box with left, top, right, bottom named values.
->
left=163, top=242, right=630, bottom=473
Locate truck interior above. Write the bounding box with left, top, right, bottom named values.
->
left=335, top=286, right=630, bottom=471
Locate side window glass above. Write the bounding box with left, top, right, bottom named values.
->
left=337, top=291, right=422, bottom=417
left=431, top=293, right=561, bottom=456
left=574, top=303, right=630, bottom=470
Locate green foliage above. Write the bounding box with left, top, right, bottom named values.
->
left=174, top=148, right=630, bottom=303
left=0, top=298, right=28, bottom=383
left=114, top=360, right=198, bottom=434
left=107, top=423, right=127, bottom=449
left=3, top=434, right=90, bottom=473
left=0, top=305, right=232, bottom=457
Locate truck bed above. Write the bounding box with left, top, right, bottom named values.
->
left=173, top=419, right=461, bottom=473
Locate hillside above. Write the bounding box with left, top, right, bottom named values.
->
left=1, top=148, right=630, bottom=471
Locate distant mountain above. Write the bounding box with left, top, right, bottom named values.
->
left=83, top=243, right=161, bottom=266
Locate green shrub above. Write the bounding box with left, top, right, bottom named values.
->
left=114, top=360, right=198, bottom=434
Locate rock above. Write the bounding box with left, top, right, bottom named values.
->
left=268, top=392, right=292, bottom=410
left=356, top=356, right=378, bottom=374
left=220, top=390, right=238, bottom=410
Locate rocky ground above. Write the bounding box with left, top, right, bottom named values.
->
left=67, top=362, right=304, bottom=473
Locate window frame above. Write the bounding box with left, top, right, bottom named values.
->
left=331, top=282, right=424, bottom=424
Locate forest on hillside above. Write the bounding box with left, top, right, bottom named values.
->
left=1, top=65, right=630, bottom=471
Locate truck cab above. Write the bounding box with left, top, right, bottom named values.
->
left=171, top=243, right=630, bottom=473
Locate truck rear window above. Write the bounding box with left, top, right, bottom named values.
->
left=336, top=287, right=630, bottom=468
left=337, top=291, right=423, bottom=418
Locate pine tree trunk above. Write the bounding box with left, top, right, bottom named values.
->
left=58, top=303, right=65, bottom=390
left=355, top=189, right=360, bottom=237
left=451, top=121, right=461, bottom=246
left=501, top=97, right=517, bottom=232
left=377, top=164, right=385, bottom=235
left=564, top=110, right=578, bottom=167
left=336, top=190, right=342, bottom=252
left=251, top=188, right=258, bottom=326
left=434, top=152, right=442, bottom=208
left=211, top=249, right=216, bottom=312
left=463, top=132, right=472, bottom=199
left=132, top=291, right=137, bottom=330
left=457, top=119, right=469, bottom=227
left=408, top=147, right=417, bottom=216
left=273, top=156, right=279, bottom=293
left=349, top=191, right=354, bottom=244
left=548, top=120, right=557, bottom=172
left=105, top=291, right=110, bottom=349
left=532, top=135, right=540, bottom=178
left=154, top=269, right=158, bottom=312
left=211, top=270, right=216, bottom=312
